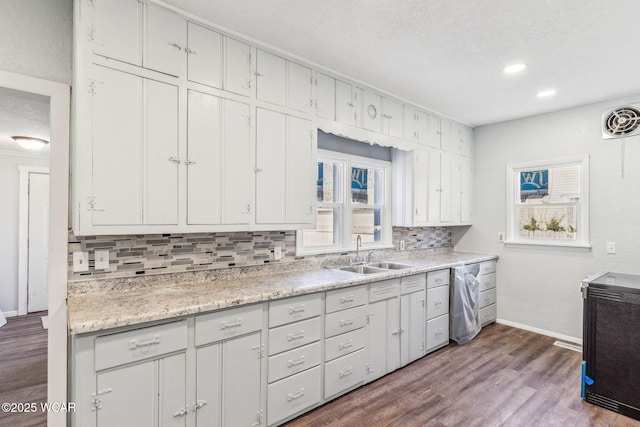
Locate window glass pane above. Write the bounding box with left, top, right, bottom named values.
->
left=519, top=165, right=581, bottom=204
left=518, top=205, right=577, bottom=240
left=352, top=208, right=381, bottom=243
left=351, top=166, right=384, bottom=205
left=317, top=161, right=342, bottom=203
left=302, top=208, right=340, bottom=246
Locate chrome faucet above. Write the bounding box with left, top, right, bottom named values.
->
left=355, top=234, right=362, bottom=264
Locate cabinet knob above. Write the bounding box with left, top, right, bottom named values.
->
left=168, top=42, right=182, bottom=51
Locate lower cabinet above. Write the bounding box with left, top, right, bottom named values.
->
left=426, top=269, right=450, bottom=352
left=366, top=279, right=401, bottom=383
left=478, top=260, right=498, bottom=326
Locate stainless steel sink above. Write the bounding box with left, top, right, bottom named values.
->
left=337, top=265, right=387, bottom=275
left=367, top=261, right=414, bottom=270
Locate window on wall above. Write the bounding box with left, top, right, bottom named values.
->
left=506, top=156, right=590, bottom=247
left=298, top=150, right=392, bottom=253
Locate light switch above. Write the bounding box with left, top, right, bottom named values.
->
left=606, top=242, right=616, bottom=254
left=274, top=246, right=282, bottom=261
left=73, top=252, right=89, bottom=272
left=95, top=249, right=110, bottom=270
left=497, top=232, right=505, bottom=243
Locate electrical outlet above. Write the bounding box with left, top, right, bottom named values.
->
left=274, top=246, right=282, bottom=261
left=498, top=232, right=505, bottom=243
left=95, top=249, right=110, bottom=270
left=399, top=240, right=406, bottom=251
left=73, top=252, right=89, bottom=272
left=606, top=242, right=616, bottom=254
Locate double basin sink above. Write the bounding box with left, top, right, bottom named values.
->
left=335, top=261, right=414, bottom=275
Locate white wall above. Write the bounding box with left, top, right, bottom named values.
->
left=0, top=0, right=72, bottom=84
left=454, top=95, right=640, bottom=341
left=0, top=152, right=49, bottom=314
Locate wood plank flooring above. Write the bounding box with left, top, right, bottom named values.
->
left=285, top=323, right=640, bottom=427
left=0, top=312, right=47, bottom=427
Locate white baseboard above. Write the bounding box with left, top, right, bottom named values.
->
left=2, top=310, right=19, bottom=318
left=496, top=318, right=582, bottom=346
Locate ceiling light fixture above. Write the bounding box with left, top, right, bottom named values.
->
left=11, top=136, right=50, bottom=150
left=536, top=89, right=557, bottom=98
left=503, top=63, right=527, bottom=74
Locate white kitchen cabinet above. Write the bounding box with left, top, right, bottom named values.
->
left=403, top=108, right=434, bottom=147
left=460, top=157, right=473, bottom=223
left=256, top=50, right=313, bottom=113
left=478, top=260, right=497, bottom=326
left=362, top=90, right=382, bottom=133
left=400, top=274, right=426, bottom=366
left=437, top=117, right=452, bottom=152
left=335, top=80, right=362, bottom=127
left=315, top=72, right=336, bottom=120
left=89, top=0, right=141, bottom=66
left=287, top=61, right=314, bottom=113
left=90, top=65, right=179, bottom=226
left=187, top=90, right=252, bottom=225
left=224, top=37, right=252, bottom=96
left=450, top=122, right=474, bottom=157
left=365, top=279, right=400, bottom=383
left=426, top=269, right=450, bottom=353
left=144, top=3, right=186, bottom=77
left=256, top=108, right=315, bottom=226
left=440, top=151, right=462, bottom=223
left=186, top=22, right=222, bottom=88
left=382, top=98, right=403, bottom=138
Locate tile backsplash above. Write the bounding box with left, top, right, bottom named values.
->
left=68, top=226, right=452, bottom=280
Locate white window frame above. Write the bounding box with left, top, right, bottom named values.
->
left=297, top=149, right=393, bottom=255
left=505, top=155, right=590, bottom=248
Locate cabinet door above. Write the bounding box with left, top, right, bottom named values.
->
left=187, top=22, right=222, bottom=88
left=224, top=37, right=252, bottom=96
left=287, top=61, right=313, bottom=113
left=144, top=79, right=179, bottom=225
left=362, top=90, right=382, bottom=133
left=425, top=113, right=440, bottom=149
left=144, top=4, right=185, bottom=77
left=460, top=157, right=473, bottom=222
left=222, top=100, right=252, bottom=224
left=440, top=152, right=461, bottom=223
left=91, top=0, right=141, bottom=65
left=459, top=125, right=474, bottom=157
left=439, top=118, right=452, bottom=152
left=413, top=148, right=429, bottom=225
left=196, top=344, right=221, bottom=427
left=365, top=298, right=399, bottom=382
left=91, top=66, right=142, bottom=226
left=335, top=80, right=355, bottom=126
left=426, top=148, right=441, bottom=224
left=417, top=111, right=431, bottom=147
left=401, top=291, right=426, bottom=366
left=256, top=49, right=286, bottom=106
left=256, top=108, right=286, bottom=224
left=403, top=107, right=418, bottom=142
left=286, top=115, right=315, bottom=224
left=222, top=332, right=262, bottom=427
left=382, top=98, right=403, bottom=138
left=159, top=354, right=187, bottom=427
left=187, top=90, right=222, bottom=225
left=316, top=72, right=335, bottom=120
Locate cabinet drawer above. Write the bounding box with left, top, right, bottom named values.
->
left=195, top=304, right=263, bottom=347
left=269, top=317, right=321, bottom=355
left=326, top=285, right=367, bottom=313
left=479, top=288, right=497, bottom=309
left=268, top=341, right=321, bottom=383
left=480, top=303, right=497, bottom=326
left=95, top=320, right=187, bottom=371
left=427, top=269, right=450, bottom=288
left=369, top=278, right=400, bottom=303
left=324, top=348, right=366, bottom=399
left=325, top=328, right=366, bottom=362
left=480, top=260, right=497, bottom=275
left=426, top=285, right=449, bottom=320
left=325, top=305, right=367, bottom=338
left=401, top=274, right=426, bottom=295
left=269, top=293, right=322, bottom=328
left=267, top=366, right=321, bottom=426
left=479, top=273, right=496, bottom=292
left=426, top=314, right=449, bottom=352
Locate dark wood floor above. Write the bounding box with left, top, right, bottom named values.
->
left=286, top=323, right=640, bottom=427
left=0, top=312, right=47, bottom=427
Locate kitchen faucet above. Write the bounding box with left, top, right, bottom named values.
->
left=355, top=234, right=362, bottom=264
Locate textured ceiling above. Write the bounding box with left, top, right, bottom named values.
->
left=162, top=0, right=640, bottom=126
left=0, top=88, right=50, bottom=154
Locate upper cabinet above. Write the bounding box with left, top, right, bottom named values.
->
left=315, top=72, right=336, bottom=120
left=186, top=22, right=222, bottom=88
left=224, top=37, right=252, bottom=96
left=256, top=49, right=314, bottom=114
left=362, top=90, right=382, bottom=133
left=335, top=80, right=362, bottom=127
left=90, top=0, right=142, bottom=66
left=144, top=4, right=185, bottom=77
left=382, top=98, right=403, bottom=138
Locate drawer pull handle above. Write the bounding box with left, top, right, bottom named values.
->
left=287, top=388, right=305, bottom=402
left=287, top=356, right=305, bottom=367
left=339, top=368, right=353, bottom=378
left=340, top=318, right=354, bottom=327
left=129, top=335, right=160, bottom=351
left=289, top=305, right=305, bottom=314
left=434, top=329, right=443, bottom=336
left=435, top=277, right=443, bottom=283
left=339, top=340, right=353, bottom=350
left=193, top=400, right=207, bottom=411
left=434, top=300, right=443, bottom=306
left=220, top=318, right=243, bottom=330
left=287, top=331, right=305, bottom=341
left=173, top=407, right=189, bottom=417
left=340, top=296, right=355, bottom=304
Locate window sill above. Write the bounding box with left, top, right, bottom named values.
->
left=504, top=240, right=592, bottom=251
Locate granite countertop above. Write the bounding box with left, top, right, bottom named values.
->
left=67, top=251, right=497, bottom=335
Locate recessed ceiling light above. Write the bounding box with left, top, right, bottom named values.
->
left=503, top=63, right=527, bottom=74
left=537, top=89, right=557, bottom=98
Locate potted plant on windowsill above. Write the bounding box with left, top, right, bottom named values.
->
left=545, top=216, right=566, bottom=239
left=522, top=217, right=541, bottom=237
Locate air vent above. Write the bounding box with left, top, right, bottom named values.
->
left=602, top=104, right=640, bottom=139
